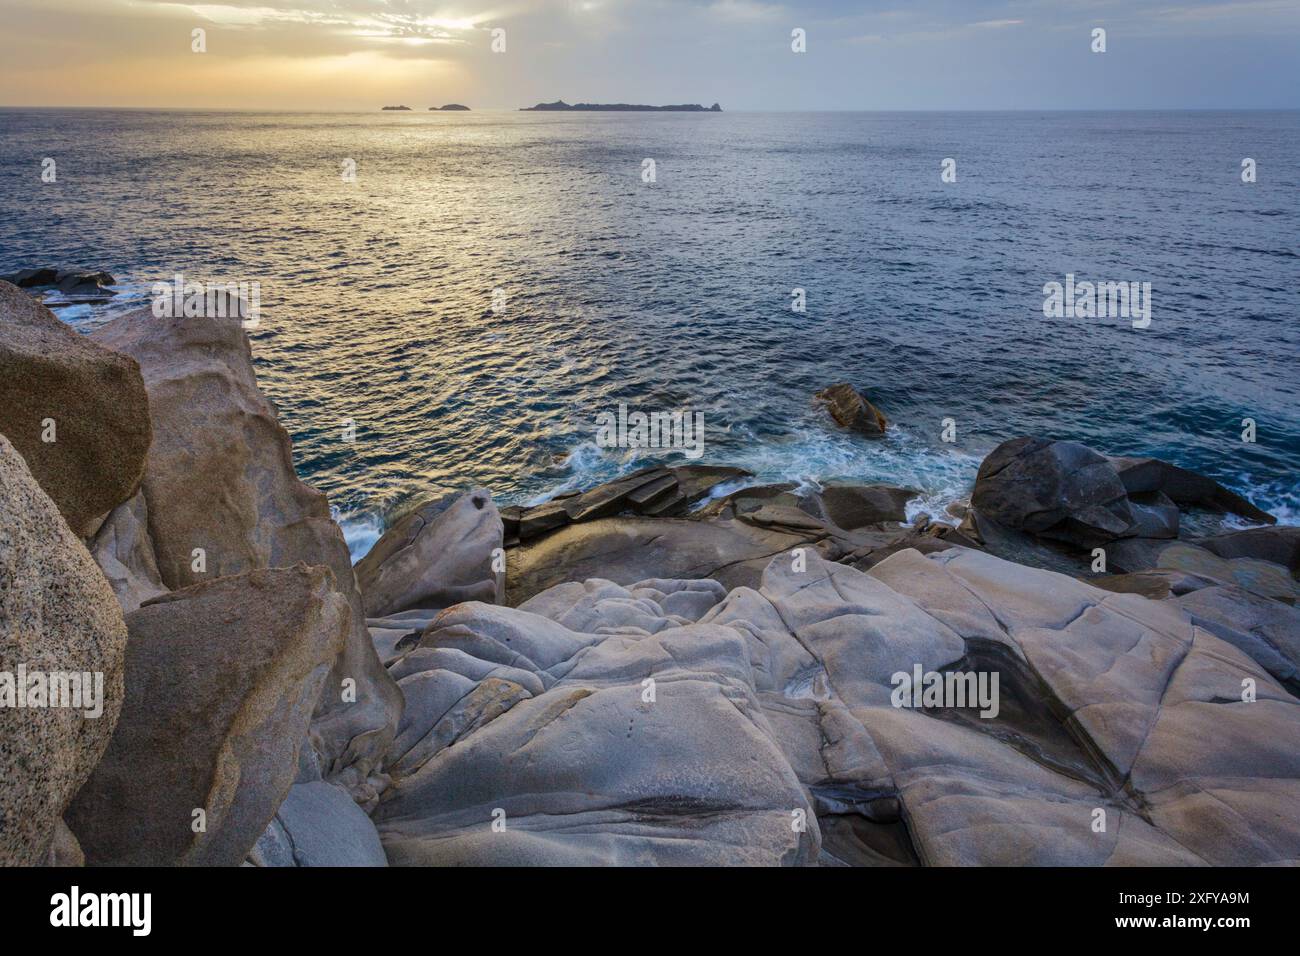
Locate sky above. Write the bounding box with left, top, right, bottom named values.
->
left=1, top=0, right=1298, bottom=111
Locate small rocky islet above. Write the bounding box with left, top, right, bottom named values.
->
left=1, top=280, right=1297, bottom=866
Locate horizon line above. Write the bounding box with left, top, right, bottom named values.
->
left=3, top=105, right=1299, bottom=114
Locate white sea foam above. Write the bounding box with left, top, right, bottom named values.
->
left=334, top=506, right=384, bottom=564
left=533, top=425, right=984, bottom=520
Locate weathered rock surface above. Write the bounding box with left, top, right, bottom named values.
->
left=0, top=436, right=127, bottom=866
left=90, top=307, right=401, bottom=799
left=248, top=781, right=387, bottom=867
left=815, top=383, right=888, bottom=437
left=66, top=565, right=348, bottom=866
left=375, top=546, right=1300, bottom=865
left=88, top=491, right=167, bottom=613
left=1175, top=585, right=1300, bottom=694
left=355, top=490, right=503, bottom=617
left=0, top=281, right=151, bottom=536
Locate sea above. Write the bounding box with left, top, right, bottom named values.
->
left=2, top=108, right=1297, bottom=559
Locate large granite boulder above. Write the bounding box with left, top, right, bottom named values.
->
left=0, top=281, right=151, bottom=536
left=0, top=436, right=126, bottom=865
left=972, top=437, right=1137, bottom=548
left=814, top=383, right=887, bottom=437
left=89, top=307, right=401, bottom=802
left=375, top=545, right=1299, bottom=865
left=66, top=565, right=348, bottom=866
left=355, top=490, right=503, bottom=617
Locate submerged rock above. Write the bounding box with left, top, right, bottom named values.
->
left=0, top=436, right=127, bottom=866
left=0, top=281, right=151, bottom=536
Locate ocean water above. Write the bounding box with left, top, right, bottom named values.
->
left=2, top=108, right=1297, bottom=557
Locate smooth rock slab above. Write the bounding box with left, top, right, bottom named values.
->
left=377, top=544, right=1300, bottom=865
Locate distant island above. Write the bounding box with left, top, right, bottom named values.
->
left=430, top=104, right=470, bottom=111
left=521, top=100, right=721, bottom=112
left=381, top=105, right=412, bottom=111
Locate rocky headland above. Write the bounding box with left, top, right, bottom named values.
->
left=1, top=281, right=1297, bottom=866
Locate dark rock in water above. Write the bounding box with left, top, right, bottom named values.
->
left=814, top=383, right=887, bottom=437
left=432, top=104, right=469, bottom=111
left=1109, top=454, right=1276, bottom=525
left=0, top=266, right=116, bottom=298
left=511, top=464, right=751, bottom=543
left=2, top=267, right=57, bottom=287
left=820, top=483, right=918, bottom=529
left=972, top=438, right=1137, bottom=548
left=1196, top=526, right=1300, bottom=575
left=56, top=269, right=117, bottom=299
left=0, top=281, right=151, bottom=536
